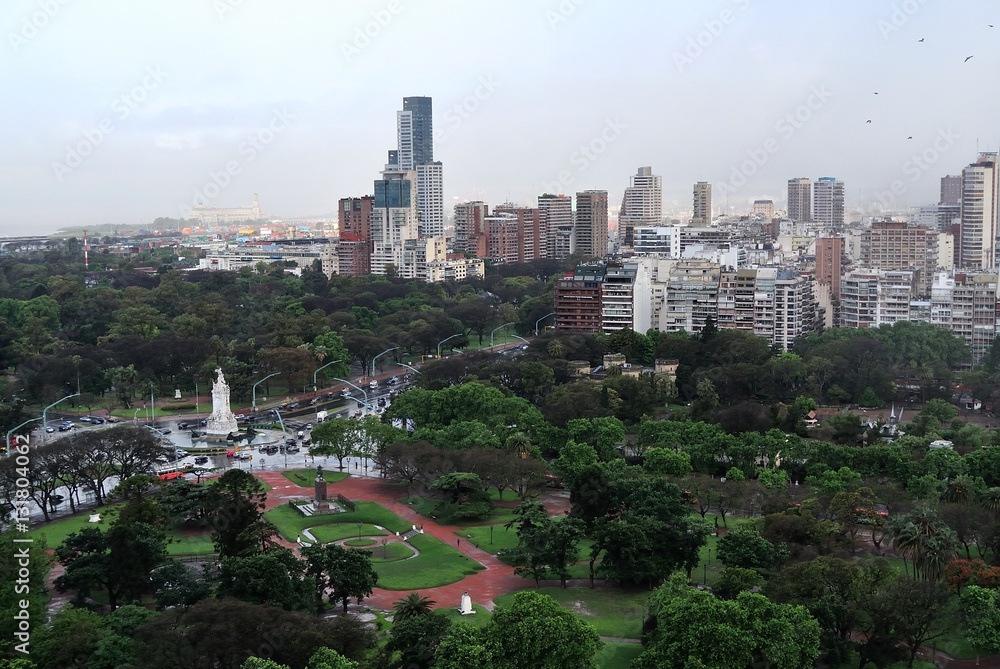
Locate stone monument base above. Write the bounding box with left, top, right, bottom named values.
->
left=296, top=501, right=345, bottom=517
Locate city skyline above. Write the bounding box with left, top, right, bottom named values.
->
left=2, top=1, right=1000, bottom=234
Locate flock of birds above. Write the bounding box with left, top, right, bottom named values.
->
left=864, top=25, right=993, bottom=134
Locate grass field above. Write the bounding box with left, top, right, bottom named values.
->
left=595, top=642, right=644, bottom=669
left=282, top=469, right=349, bottom=487
left=265, top=501, right=411, bottom=541
left=434, top=603, right=493, bottom=628
left=368, top=541, right=413, bottom=562
left=307, top=522, right=387, bottom=544
left=400, top=496, right=518, bottom=526
left=374, top=533, right=484, bottom=590
left=494, top=587, right=650, bottom=639
left=165, top=533, right=215, bottom=556
left=456, top=523, right=520, bottom=554
left=343, top=537, right=378, bottom=547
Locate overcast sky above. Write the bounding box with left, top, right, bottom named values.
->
left=2, top=0, right=999, bottom=234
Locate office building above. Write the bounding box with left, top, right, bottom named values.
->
left=813, top=177, right=845, bottom=227
left=370, top=167, right=418, bottom=275
left=787, top=178, right=812, bottom=222
left=941, top=174, right=962, bottom=206
left=575, top=190, right=609, bottom=258
left=692, top=182, right=712, bottom=226
left=619, top=166, right=662, bottom=247
left=959, top=153, right=1000, bottom=270
left=753, top=199, right=775, bottom=219
left=814, top=236, right=844, bottom=300
left=633, top=226, right=682, bottom=257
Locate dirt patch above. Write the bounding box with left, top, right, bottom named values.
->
left=568, top=600, right=592, bottom=616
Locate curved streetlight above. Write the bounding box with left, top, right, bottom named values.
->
left=396, top=362, right=423, bottom=375
left=490, top=322, right=515, bottom=350
left=43, top=393, right=79, bottom=442
left=371, top=346, right=399, bottom=378
left=269, top=409, right=289, bottom=469
left=252, top=373, right=280, bottom=413
left=6, top=417, right=41, bottom=455
left=332, top=377, right=371, bottom=415
left=535, top=312, right=556, bottom=336
left=436, top=333, right=464, bottom=359
left=145, top=424, right=178, bottom=468
left=510, top=334, right=529, bottom=345
left=312, top=359, right=343, bottom=392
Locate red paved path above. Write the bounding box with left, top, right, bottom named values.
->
left=256, top=471, right=529, bottom=611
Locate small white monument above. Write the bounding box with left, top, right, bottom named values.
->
left=459, top=592, right=475, bottom=615
left=204, top=368, right=239, bottom=440
left=88, top=513, right=101, bottom=523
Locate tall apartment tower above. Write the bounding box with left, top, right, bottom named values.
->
left=338, top=196, right=374, bottom=241
left=959, top=153, right=1000, bottom=269
left=787, top=178, right=812, bottom=222
left=619, top=166, right=662, bottom=247
left=813, top=177, right=845, bottom=227
left=814, top=236, right=844, bottom=300
left=692, top=182, right=712, bottom=225
left=394, top=96, right=443, bottom=238
left=538, top=193, right=574, bottom=259
left=370, top=167, right=419, bottom=275
left=753, top=200, right=775, bottom=219
left=574, top=190, right=609, bottom=259
left=941, top=175, right=962, bottom=205
left=495, top=203, right=545, bottom=262
left=453, top=201, right=489, bottom=256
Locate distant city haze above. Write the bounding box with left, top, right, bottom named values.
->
left=1, top=0, right=998, bottom=234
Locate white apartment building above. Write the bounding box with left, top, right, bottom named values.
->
left=601, top=261, right=653, bottom=334
left=619, top=166, right=662, bottom=247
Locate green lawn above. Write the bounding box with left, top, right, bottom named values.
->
left=374, top=533, right=484, bottom=590
left=456, top=523, right=520, bottom=554
left=494, top=587, right=650, bottom=639
left=368, top=541, right=413, bottom=563
left=308, top=523, right=387, bottom=544
left=595, top=642, right=644, bottom=669
left=434, top=603, right=493, bottom=629
left=344, top=537, right=377, bottom=547
left=282, top=469, right=349, bottom=487
left=265, top=501, right=411, bottom=541
left=166, top=533, right=216, bottom=556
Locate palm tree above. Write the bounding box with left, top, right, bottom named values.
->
left=890, top=519, right=921, bottom=578
left=392, top=593, right=435, bottom=622
left=942, top=475, right=978, bottom=505
left=506, top=432, right=534, bottom=460
left=546, top=339, right=564, bottom=359
left=982, top=487, right=1000, bottom=513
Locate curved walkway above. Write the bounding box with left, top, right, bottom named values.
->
left=256, top=470, right=526, bottom=610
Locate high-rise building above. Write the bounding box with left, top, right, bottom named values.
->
left=416, top=162, right=444, bottom=238
left=574, top=190, right=609, bottom=258
left=484, top=212, right=520, bottom=265
left=602, top=261, right=652, bottom=334
left=860, top=220, right=940, bottom=295
left=370, top=167, right=418, bottom=275
left=453, top=201, right=489, bottom=256
left=494, top=204, right=545, bottom=262
left=752, top=199, right=775, bottom=219
left=814, top=236, right=844, bottom=300
left=619, top=166, right=662, bottom=247
left=813, top=177, right=845, bottom=227
left=338, top=196, right=374, bottom=242
left=692, top=182, right=712, bottom=225
left=941, top=175, right=962, bottom=205
left=554, top=265, right=606, bottom=333
left=538, top=193, right=574, bottom=259
left=787, top=178, right=812, bottom=222
left=392, top=96, right=442, bottom=240
left=959, top=153, right=1000, bottom=270
left=402, top=96, right=433, bottom=168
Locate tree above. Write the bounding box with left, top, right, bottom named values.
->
left=430, top=472, right=493, bottom=521
left=302, top=543, right=378, bottom=612
left=552, top=440, right=598, bottom=490
left=205, top=469, right=277, bottom=559
left=30, top=607, right=109, bottom=669
left=716, top=566, right=765, bottom=599
left=217, top=548, right=312, bottom=611
left=961, top=585, right=1000, bottom=664
left=642, top=447, right=692, bottom=478
left=716, top=527, right=787, bottom=571
left=484, top=590, right=602, bottom=669
left=392, top=593, right=436, bottom=622
left=433, top=624, right=494, bottom=669
left=310, top=418, right=357, bottom=470
left=0, top=533, right=50, bottom=656
left=386, top=611, right=451, bottom=669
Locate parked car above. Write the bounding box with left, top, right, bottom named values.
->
left=174, top=449, right=187, bottom=458
left=286, top=444, right=300, bottom=453
left=79, top=416, right=92, bottom=423
left=58, top=424, right=72, bottom=432
left=45, top=426, right=54, bottom=433
left=90, top=417, right=105, bottom=424
left=107, top=417, right=121, bottom=423
left=194, top=456, right=209, bottom=465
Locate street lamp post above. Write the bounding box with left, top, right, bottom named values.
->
left=312, top=359, right=343, bottom=392
left=436, top=333, right=463, bottom=359
left=43, top=393, right=80, bottom=441
left=270, top=409, right=289, bottom=468
left=490, top=322, right=515, bottom=350
left=6, top=417, right=41, bottom=455
left=510, top=334, right=529, bottom=345
left=145, top=425, right=176, bottom=468
left=371, top=347, right=399, bottom=379
left=535, top=312, right=556, bottom=336
left=252, top=373, right=280, bottom=413
left=396, top=362, right=422, bottom=375
left=332, top=377, right=371, bottom=415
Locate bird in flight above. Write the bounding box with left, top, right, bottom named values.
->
left=965, top=55, right=974, bottom=62
left=989, top=24, right=994, bottom=27
left=866, top=120, right=872, bottom=124
left=907, top=136, right=913, bottom=140
left=874, top=92, right=879, bottom=95
left=918, top=37, right=925, bottom=42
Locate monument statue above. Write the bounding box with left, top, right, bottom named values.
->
left=459, top=592, right=475, bottom=615
left=204, top=368, right=239, bottom=439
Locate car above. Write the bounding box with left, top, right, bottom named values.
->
left=174, top=449, right=188, bottom=458
left=107, top=417, right=121, bottom=423
left=305, top=423, right=313, bottom=430
left=79, top=416, right=92, bottom=423
left=286, top=445, right=300, bottom=453
left=194, top=456, right=209, bottom=465
left=289, top=402, right=300, bottom=410
left=160, top=428, right=172, bottom=435
left=285, top=437, right=297, bottom=445
left=58, top=424, right=72, bottom=432
left=369, top=381, right=379, bottom=391
left=90, top=417, right=105, bottom=424
left=45, top=426, right=55, bottom=433
left=177, top=422, right=191, bottom=430
left=340, top=389, right=351, bottom=398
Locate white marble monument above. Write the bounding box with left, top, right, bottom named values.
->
left=459, top=592, right=475, bottom=615
left=204, top=368, right=239, bottom=439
